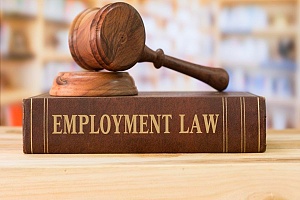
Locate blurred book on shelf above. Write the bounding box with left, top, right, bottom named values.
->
left=44, top=0, right=86, bottom=23
left=1, top=0, right=38, bottom=17
left=0, top=21, right=10, bottom=57
left=220, top=5, right=268, bottom=33
left=1, top=103, right=22, bottom=126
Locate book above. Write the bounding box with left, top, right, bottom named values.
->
left=5, top=103, right=23, bottom=126
left=23, top=92, right=266, bottom=153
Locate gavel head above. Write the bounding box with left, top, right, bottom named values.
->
left=69, top=2, right=146, bottom=71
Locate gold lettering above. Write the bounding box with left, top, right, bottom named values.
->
left=203, top=114, right=219, bottom=133
left=179, top=114, right=189, bottom=133
left=52, top=115, right=62, bottom=134
left=150, top=114, right=161, bottom=133
left=139, top=115, right=149, bottom=134
left=63, top=115, right=77, bottom=134
left=162, top=114, right=172, bottom=133
left=52, top=114, right=184, bottom=135
left=124, top=115, right=138, bottom=134
left=90, top=115, right=100, bottom=134
left=112, top=115, right=123, bottom=134
left=100, top=114, right=111, bottom=134
left=190, top=114, right=202, bottom=133
left=78, top=115, right=89, bottom=134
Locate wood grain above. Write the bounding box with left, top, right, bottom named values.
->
left=69, top=2, right=229, bottom=91
left=140, top=46, right=229, bottom=91
left=49, top=71, right=138, bottom=96
left=70, top=3, right=145, bottom=71
left=93, top=2, right=145, bottom=71
left=1, top=127, right=300, bottom=199
left=69, top=8, right=100, bottom=70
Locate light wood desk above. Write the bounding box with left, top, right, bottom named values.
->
left=0, top=126, right=300, bottom=199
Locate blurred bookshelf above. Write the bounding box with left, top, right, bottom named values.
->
left=216, top=0, right=300, bottom=129
left=0, top=0, right=299, bottom=129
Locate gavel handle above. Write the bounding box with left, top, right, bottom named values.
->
left=140, top=46, right=229, bottom=91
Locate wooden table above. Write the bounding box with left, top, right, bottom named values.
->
left=0, top=126, right=300, bottom=199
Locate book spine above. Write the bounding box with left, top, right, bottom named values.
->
left=23, top=98, right=48, bottom=154
left=23, top=96, right=266, bottom=153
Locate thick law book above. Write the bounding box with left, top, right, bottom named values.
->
left=23, top=92, right=266, bottom=153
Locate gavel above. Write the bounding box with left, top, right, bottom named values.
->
left=68, top=2, right=229, bottom=92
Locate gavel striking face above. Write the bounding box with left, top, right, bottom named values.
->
left=69, top=2, right=229, bottom=91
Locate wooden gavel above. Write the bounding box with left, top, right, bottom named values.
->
left=69, top=2, right=229, bottom=91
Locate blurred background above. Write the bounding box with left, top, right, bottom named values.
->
left=0, top=0, right=299, bottom=129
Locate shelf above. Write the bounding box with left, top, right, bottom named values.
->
left=267, top=98, right=298, bottom=107
left=0, top=89, right=37, bottom=106
left=2, top=12, right=37, bottom=21
left=44, top=18, right=71, bottom=28
left=222, top=62, right=296, bottom=76
left=43, top=52, right=73, bottom=62
left=220, top=0, right=297, bottom=6
left=221, top=61, right=260, bottom=69
left=221, top=27, right=297, bottom=37
left=1, top=54, right=35, bottom=61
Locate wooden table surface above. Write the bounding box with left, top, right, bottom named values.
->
left=0, top=126, right=300, bottom=199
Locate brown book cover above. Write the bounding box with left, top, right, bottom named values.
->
left=23, top=92, right=266, bottom=153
